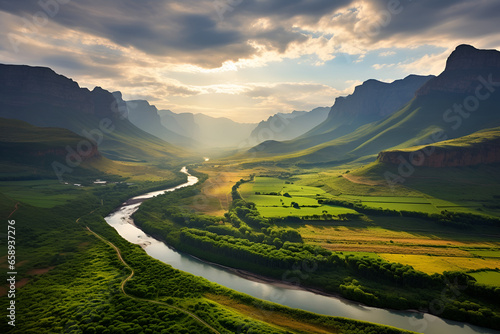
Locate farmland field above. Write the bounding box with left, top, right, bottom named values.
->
left=239, top=177, right=359, bottom=218
left=469, top=249, right=500, bottom=258
left=469, top=271, right=500, bottom=287
left=379, top=254, right=500, bottom=274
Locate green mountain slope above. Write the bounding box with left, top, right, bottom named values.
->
left=246, top=45, right=500, bottom=166
left=0, top=64, right=187, bottom=162
left=378, top=126, right=500, bottom=167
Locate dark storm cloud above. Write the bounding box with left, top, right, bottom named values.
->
left=0, top=0, right=338, bottom=67
left=1, top=0, right=499, bottom=68
left=362, top=0, right=500, bottom=42
left=235, top=0, right=352, bottom=18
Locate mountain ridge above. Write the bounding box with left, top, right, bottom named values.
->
left=0, top=63, right=186, bottom=162
left=249, top=107, right=330, bottom=143
left=244, top=45, right=500, bottom=167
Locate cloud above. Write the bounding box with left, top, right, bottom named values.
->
left=379, top=51, right=396, bottom=57
left=2, top=0, right=499, bottom=70
left=1, top=0, right=499, bottom=122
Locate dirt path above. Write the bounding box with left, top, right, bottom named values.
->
left=84, top=225, right=220, bottom=334
left=342, top=174, right=381, bottom=186
left=8, top=202, right=20, bottom=219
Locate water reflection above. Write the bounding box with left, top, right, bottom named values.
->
left=104, top=168, right=499, bottom=334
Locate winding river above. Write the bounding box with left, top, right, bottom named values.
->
left=105, top=168, right=498, bottom=334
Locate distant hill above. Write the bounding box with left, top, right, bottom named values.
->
left=0, top=64, right=186, bottom=162
left=113, top=95, right=196, bottom=148
left=378, top=126, right=500, bottom=168
left=158, top=110, right=257, bottom=148
left=0, top=117, right=103, bottom=180
left=248, top=45, right=500, bottom=166
left=249, top=107, right=330, bottom=143
left=250, top=74, right=434, bottom=156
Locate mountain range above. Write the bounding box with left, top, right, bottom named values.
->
left=247, top=45, right=500, bottom=167
left=1, top=44, right=499, bottom=171
left=0, top=64, right=185, bottom=162
left=249, top=107, right=330, bottom=144
left=158, top=109, right=256, bottom=149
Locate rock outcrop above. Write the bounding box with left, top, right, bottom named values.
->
left=300, top=74, right=434, bottom=141
left=377, top=130, right=500, bottom=168
left=0, top=64, right=121, bottom=118
left=416, top=45, right=500, bottom=96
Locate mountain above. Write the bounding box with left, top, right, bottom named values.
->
left=0, top=64, right=186, bottom=162
left=305, top=75, right=435, bottom=139
left=113, top=95, right=196, bottom=147
left=249, top=107, right=330, bottom=143
left=248, top=45, right=500, bottom=166
left=378, top=126, right=500, bottom=168
left=158, top=110, right=257, bottom=148
left=250, top=74, right=434, bottom=156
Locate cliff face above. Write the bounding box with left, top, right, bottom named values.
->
left=378, top=138, right=500, bottom=168
left=302, top=74, right=434, bottom=141
left=0, top=64, right=119, bottom=118
left=416, top=45, right=500, bottom=96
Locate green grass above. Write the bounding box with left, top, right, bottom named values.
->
left=240, top=177, right=359, bottom=218
left=0, top=180, right=86, bottom=208
left=470, top=250, right=500, bottom=258
left=258, top=205, right=358, bottom=218
left=245, top=194, right=320, bottom=206
left=469, top=271, right=500, bottom=287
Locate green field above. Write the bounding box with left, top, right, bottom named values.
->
left=470, top=250, right=500, bottom=258
left=0, top=180, right=86, bottom=208
left=258, top=205, right=358, bottom=218
left=469, top=271, right=500, bottom=287
left=240, top=177, right=359, bottom=218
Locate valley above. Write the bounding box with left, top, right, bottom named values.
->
left=1, top=43, right=500, bottom=334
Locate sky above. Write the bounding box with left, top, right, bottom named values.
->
left=1, top=0, right=499, bottom=123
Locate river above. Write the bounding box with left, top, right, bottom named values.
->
left=104, top=167, right=498, bottom=334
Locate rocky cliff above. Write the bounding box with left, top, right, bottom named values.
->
left=0, top=64, right=119, bottom=118
left=378, top=128, right=500, bottom=167
left=0, top=64, right=185, bottom=162
left=302, top=74, right=434, bottom=140
left=416, top=45, right=500, bottom=96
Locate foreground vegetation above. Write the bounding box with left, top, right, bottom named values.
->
left=0, top=169, right=420, bottom=333
left=133, top=167, right=500, bottom=331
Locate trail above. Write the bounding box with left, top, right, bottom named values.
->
left=7, top=202, right=20, bottom=219
left=82, top=224, right=220, bottom=334
left=342, top=174, right=381, bottom=186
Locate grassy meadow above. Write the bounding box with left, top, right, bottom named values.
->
left=223, top=168, right=500, bottom=279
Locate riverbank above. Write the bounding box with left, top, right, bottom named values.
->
left=105, top=167, right=499, bottom=334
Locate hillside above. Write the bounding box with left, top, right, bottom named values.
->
left=249, top=75, right=434, bottom=156
left=378, top=127, right=500, bottom=167
left=0, top=64, right=187, bottom=162
left=0, top=117, right=102, bottom=180
left=246, top=45, right=500, bottom=166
